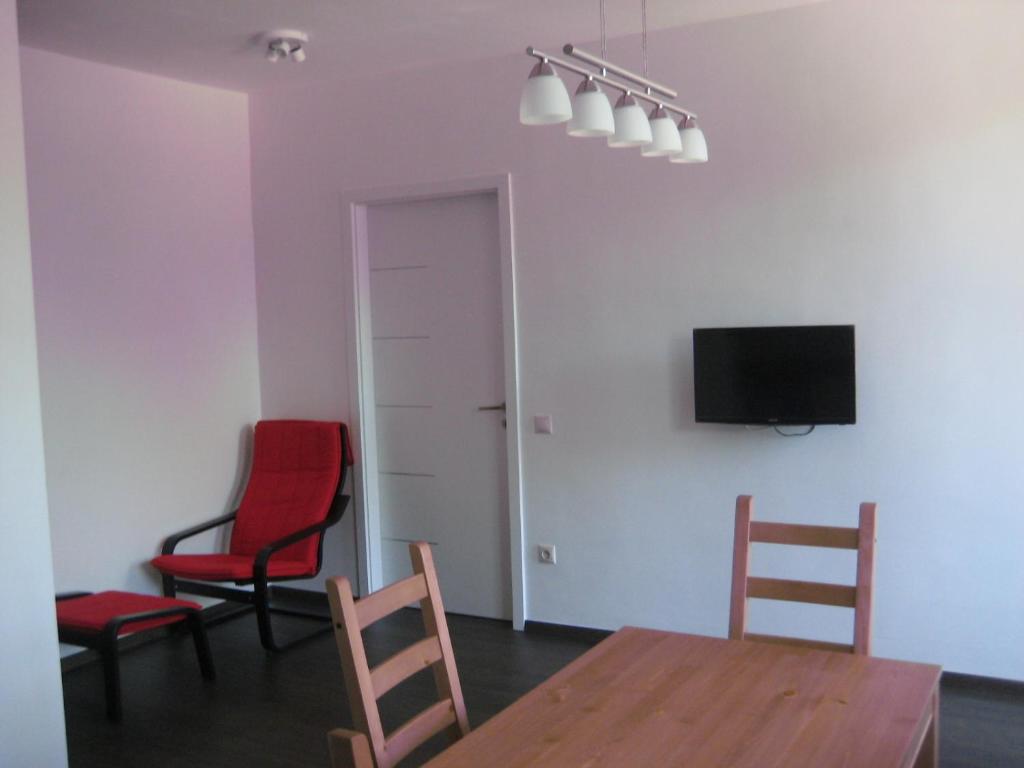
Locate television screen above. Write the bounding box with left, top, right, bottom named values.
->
left=693, top=325, right=856, bottom=425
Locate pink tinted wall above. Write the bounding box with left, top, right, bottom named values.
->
left=249, top=0, right=1024, bottom=677
left=0, top=3, right=67, bottom=763
left=20, top=48, right=261, bottom=608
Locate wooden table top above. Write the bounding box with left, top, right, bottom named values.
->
left=424, top=627, right=941, bottom=768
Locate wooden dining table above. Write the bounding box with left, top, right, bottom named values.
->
left=424, top=626, right=941, bottom=767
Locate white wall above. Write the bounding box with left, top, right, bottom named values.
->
left=249, top=0, right=1024, bottom=678
left=20, top=49, right=262, bottom=607
left=0, top=2, right=68, bottom=765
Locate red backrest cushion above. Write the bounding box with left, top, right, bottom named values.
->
left=229, top=420, right=343, bottom=568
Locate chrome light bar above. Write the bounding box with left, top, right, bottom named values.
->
left=525, top=44, right=696, bottom=119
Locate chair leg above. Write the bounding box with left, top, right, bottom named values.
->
left=253, top=576, right=281, bottom=652
left=327, top=728, right=374, bottom=768
left=186, top=612, right=216, bottom=680
left=98, top=631, right=122, bottom=722
left=913, top=688, right=939, bottom=768
left=254, top=581, right=334, bottom=652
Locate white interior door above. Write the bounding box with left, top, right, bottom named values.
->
left=365, top=192, right=511, bottom=620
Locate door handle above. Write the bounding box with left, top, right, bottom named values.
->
left=477, top=402, right=507, bottom=412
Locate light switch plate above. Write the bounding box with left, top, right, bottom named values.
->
left=534, top=415, right=553, bottom=434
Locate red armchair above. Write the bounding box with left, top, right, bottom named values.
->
left=152, top=420, right=351, bottom=651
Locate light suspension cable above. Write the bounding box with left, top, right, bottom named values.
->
left=641, top=0, right=648, bottom=79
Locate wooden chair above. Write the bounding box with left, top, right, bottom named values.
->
left=326, top=542, right=470, bottom=768
left=729, top=495, right=877, bottom=655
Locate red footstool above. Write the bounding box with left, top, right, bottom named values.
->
left=56, top=590, right=216, bottom=721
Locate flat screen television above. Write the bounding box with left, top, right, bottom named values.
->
left=693, top=325, right=856, bottom=425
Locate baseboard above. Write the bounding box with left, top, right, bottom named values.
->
left=268, top=584, right=330, bottom=608
left=941, top=671, right=1024, bottom=696
left=523, top=620, right=613, bottom=645
left=60, top=603, right=1024, bottom=692
left=520, top=626, right=1024, bottom=690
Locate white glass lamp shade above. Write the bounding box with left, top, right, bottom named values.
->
left=671, top=117, right=709, bottom=163
left=641, top=106, right=683, bottom=157
left=519, top=61, right=572, bottom=125
left=566, top=79, right=614, bottom=137
left=607, top=93, right=653, bottom=148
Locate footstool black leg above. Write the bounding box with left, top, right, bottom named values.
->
left=99, top=626, right=122, bottom=722
left=186, top=612, right=216, bottom=681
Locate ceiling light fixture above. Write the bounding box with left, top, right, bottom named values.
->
left=671, top=116, right=709, bottom=163
left=519, top=59, right=572, bottom=125
left=520, top=0, right=707, bottom=165
left=264, top=29, right=309, bottom=64
left=608, top=92, right=652, bottom=148
left=566, top=78, right=615, bottom=137
left=641, top=105, right=683, bottom=157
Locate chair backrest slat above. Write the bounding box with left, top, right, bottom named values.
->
left=381, top=699, right=458, bottom=768
left=749, top=521, right=859, bottom=549
left=746, top=576, right=856, bottom=608
left=327, top=542, right=470, bottom=768
left=354, top=573, right=429, bottom=630
left=729, top=495, right=877, bottom=655
left=742, top=632, right=854, bottom=655
left=370, top=636, right=443, bottom=700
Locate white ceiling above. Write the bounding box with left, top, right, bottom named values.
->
left=17, top=0, right=826, bottom=92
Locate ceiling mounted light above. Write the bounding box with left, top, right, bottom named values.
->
left=641, top=105, right=682, bottom=157
left=519, top=60, right=572, bottom=125
left=263, top=29, right=309, bottom=64
left=520, top=0, right=707, bottom=167
left=566, top=78, right=614, bottom=137
left=608, top=92, right=652, bottom=148
left=671, top=116, right=709, bottom=163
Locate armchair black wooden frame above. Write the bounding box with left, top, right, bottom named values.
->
left=159, top=424, right=352, bottom=652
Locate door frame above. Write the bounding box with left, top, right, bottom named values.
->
left=340, top=174, right=525, bottom=629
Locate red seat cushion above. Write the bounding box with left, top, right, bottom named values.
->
left=56, top=591, right=201, bottom=635
left=150, top=553, right=315, bottom=581
left=228, top=420, right=343, bottom=569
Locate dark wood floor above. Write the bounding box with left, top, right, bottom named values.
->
left=60, top=606, right=1023, bottom=767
